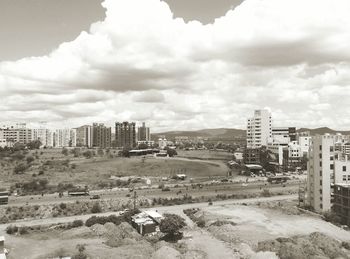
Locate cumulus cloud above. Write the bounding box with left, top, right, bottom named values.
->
left=1, top=0, right=350, bottom=131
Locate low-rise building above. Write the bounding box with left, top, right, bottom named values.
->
left=131, top=211, right=163, bottom=235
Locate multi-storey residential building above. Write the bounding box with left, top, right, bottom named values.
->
left=32, top=128, right=53, bottom=147
left=92, top=123, right=112, bottom=149
left=0, top=125, right=32, bottom=146
left=76, top=125, right=93, bottom=148
left=137, top=122, right=150, bottom=142
left=299, top=136, right=312, bottom=154
left=270, top=127, right=296, bottom=145
left=333, top=183, right=350, bottom=227
left=307, top=134, right=350, bottom=213
left=247, top=109, right=272, bottom=148
left=53, top=129, right=72, bottom=148
left=115, top=122, right=136, bottom=149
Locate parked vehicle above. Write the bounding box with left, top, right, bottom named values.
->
left=90, top=195, right=101, bottom=200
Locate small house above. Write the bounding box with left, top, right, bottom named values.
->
left=131, top=210, right=163, bottom=235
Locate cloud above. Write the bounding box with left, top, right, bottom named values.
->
left=1, top=0, right=350, bottom=131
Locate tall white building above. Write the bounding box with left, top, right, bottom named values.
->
left=32, top=128, right=53, bottom=147
left=247, top=109, right=272, bottom=148
left=54, top=129, right=71, bottom=148
left=307, top=134, right=350, bottom=212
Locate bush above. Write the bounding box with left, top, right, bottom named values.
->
left=91, top=202, right=102, bottom=213
left=14, top=163, right=27, bottom=174
left=71, top=220, right=84, bottom=228
left=26, top=156, right=35, bottom=164
left=19, top=226, right=29, bottom=235
left=6, top=225, right=19, bottom=234
left=59, top=203, right=67, bottom=210
left=196, top=219, right=206, bottom=228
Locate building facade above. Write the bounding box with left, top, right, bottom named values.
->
left=333, top=184, right=350, bottom=227
left=0, top=126, right=32, bottom=146
left=76, top=125, right=93, bottom=148
left=307, top=134, right=350, bottom=213
left=92, top=123, right=112, bottom=149
left=137, top=122, right=151, bottom=142
left=115, top=122, right=136, bottom=149
left=247, top=109, right=272, bottom=148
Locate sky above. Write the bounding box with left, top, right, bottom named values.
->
left=0, top=0, right=350, bottom=132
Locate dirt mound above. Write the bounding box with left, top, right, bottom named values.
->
left=152, top=246, right=181, bottom=259
left=258, top=232, right=350, bottom=259
left=105, top=222, right=142, bottom=247
left=90, top=223, right=107, bottom=236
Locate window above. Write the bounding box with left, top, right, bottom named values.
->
left=330, top=156, right=334, bottom=161
left=343, top=175, right=347, bottom=181
left=319, top=171, right=322, bottom=177
left=320, top=161, right=322, bottom=167
left=320, top=180, right=322, bottom=185
left=319, top=145, right=322, bottom=150
left=319, top=153, right=322, bottom=158
left=330, top=164, right=334, bottom=170
left=330, top=146, right=334, bottom=152
left=348, top=175, right=350, bottom=181
left=343, top=166, right=347, bottom=172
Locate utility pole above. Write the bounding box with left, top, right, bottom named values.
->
left=133, top=191, right=137, bottom=211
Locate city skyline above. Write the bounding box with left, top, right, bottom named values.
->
left=1, top=0, right=350, bottom=132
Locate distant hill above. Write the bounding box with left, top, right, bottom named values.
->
left=297, top=127, right=350, bottom=136
left=152, top=128, right=246, bottom=140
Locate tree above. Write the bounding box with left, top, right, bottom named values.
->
left=71, top=148, right=80, bottom=157
left=97, top=148, right=104, bottom=156
left=26, top=140, right=42, bottom=150
left=120, top=149, right=130, bottom=157
left=159, top=213, right=186, bottom=239
left=72, top=244, right=87, bottom=259
left=62, top=148, right=69, bottom=156
left=166, top=147, right=177, bottom=157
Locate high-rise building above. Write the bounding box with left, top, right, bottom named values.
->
left=32, top=128, right=53, bottom=147
left=53, top=129, right=72, bottom=148
left=115, top=122, right=136, bottom=149
left=76, top=125, right=93, bottom=148
left=137, top=122, right=151, bottom=142
left=92, top=123, right=111, bottom=149
left=307, top=134, right=350, bottom=212
left=247, top=109, right=272, bottom=148
left=270, top=127, right=296, bottom=145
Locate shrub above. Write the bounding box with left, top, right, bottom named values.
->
left=196, top=219, right=205, bottom=228
left=26, top=156, right=35, bottom=164
left=91, top=202, right=102, bottom=213
left=71, top=220, right=84, bottom=228
left=59, top=203, right=67, bottom=210
left=19, top=226, right=29, bottom=235
left=6, top=225, right=19, bottom=234
left=14, top=163, right=27, bottom=174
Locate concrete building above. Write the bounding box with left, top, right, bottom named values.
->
left=137, top=140, right=155, bottom=147
left=158, top=137, right=168, bottom=150
left=53, top=129, right=72, bottom=148
left=115, top=122, right=136, bottom=149
left=299, top=136, right=312, bottom=154
left=0, top=126, right=32, bottom=146
left=307, top=134, right=350, bottom=213
left=32, top=128, right=53, bottom=147
left=75, top=125, right=93, bottom=148
left=247, top=109, right=272, bottom=148
left=92, top=123, right=112, bottom=149
left=271, top=127, right=296, bottom=145
left=137, top=122, right=151, bottom=142
left=333, top=184, right=350, bottom=227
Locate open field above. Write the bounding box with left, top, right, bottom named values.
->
left=176, top=149, right=233, bottom=161
left=0, top=149, right=231, bottom=191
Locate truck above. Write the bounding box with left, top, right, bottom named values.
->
left=0, top=191, right=9, bottom=205
left=68, top=187, right=89, bottom=196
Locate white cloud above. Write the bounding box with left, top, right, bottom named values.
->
left=1, top=0, right=350, bottom=131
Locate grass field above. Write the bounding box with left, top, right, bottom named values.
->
left=0, top=149, right=230, bottom=190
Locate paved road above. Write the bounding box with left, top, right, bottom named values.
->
left=0, top=194, right=297, bottom=232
